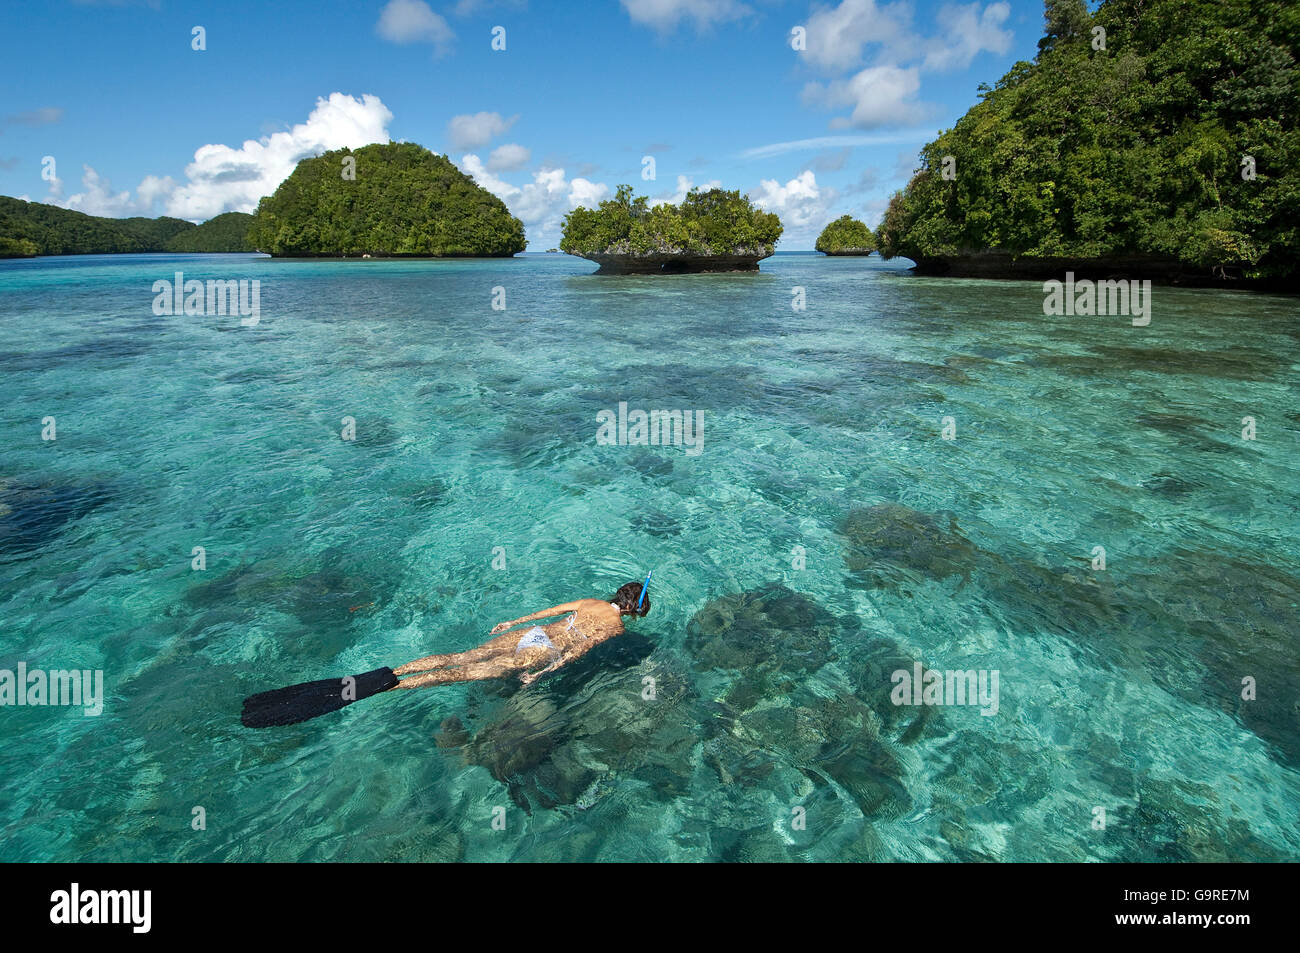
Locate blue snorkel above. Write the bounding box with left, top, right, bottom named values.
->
left=637, top=570, right=652, bottom=611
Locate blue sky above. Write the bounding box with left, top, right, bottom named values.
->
left=0, top=0, right=1049, bottom=248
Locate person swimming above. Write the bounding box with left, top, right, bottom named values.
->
left=240, top=577, right=653, bottom=728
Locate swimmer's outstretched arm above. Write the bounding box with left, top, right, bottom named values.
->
left=488, top=600, right=586, bottom=635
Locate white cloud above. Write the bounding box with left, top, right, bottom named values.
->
left=458, top=153, right=517, bottom=196
left=56, top=166, right=135, bottom=217
left=486, top=142, right=530, bottom=172
left=566, top=176, right=608, bottom=211
left=136, top=174, right=178, bottom=212
left=922, top=2, right=1012, bottom=72
left=737, top=130, right=930, bottom=160
left=447, top=111, right=517, bottom=150
left=751, top=169, right=836, bottom=231
left=803, top=64, right=925, bottom=130
left=797, top=1, right=1012, bottom=128
left=802, top=0, right=915, bottom=72
left=160, top=93, right=392, bottom=220
left=376, top=0, right=455, bottom=54
left=620, top=0, right=749, bottom=32
left=46, top=164, right=177, bottom=218
left=457, top=154, right=609, bottom=247
left=51, top=94, right=392, bottom=221
left=650, top=173, right=721, bottom=206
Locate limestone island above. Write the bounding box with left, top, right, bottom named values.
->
left=0, top=196, right=254, bottom=256
left=876, top=0, right=1299, bottom=289
left=248, top=142, right=525, bottom=258
left=815, top=215, right=876, bottom=256
left=561, top=185, right=782, bottom=274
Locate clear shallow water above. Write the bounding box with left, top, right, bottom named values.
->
left=1, top=251, right=1297, bottom=862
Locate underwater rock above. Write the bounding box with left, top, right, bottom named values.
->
left=400, top=478, right=451, bottom=510
left=0, top=479, right=113, bottom=558
left=685, top=583, right=836, bottom=678
left=1140, top=472, right=1199, bottom=497
left=838, top=502, right=978, bottom=588
left=435, top=716, right=470, bottom=749
left=350, top=417, right=399, bottom=448
left=184, top=553, right=398, bottom=643
left=1151, top=552, right=1300, bottom=767
left=629, top=508, right=683, bottom=537
left=686, top=584, right=925, bottom=820
left=1115, top=775, right=1287, bottom=862
left=459, top=634, right=695, bottom=813
left=843, top=636, right=944, bottom=743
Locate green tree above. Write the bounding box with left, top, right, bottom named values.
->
left=878, top=0, right=1300, bottom=283
left=248, top=142, right=525, bottom=257
left=816, top=215, right=876, bottom=254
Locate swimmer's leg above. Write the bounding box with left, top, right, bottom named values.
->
left=393, top=635, right=518, bottom=675
left=394, top=656, right=528, bottom=689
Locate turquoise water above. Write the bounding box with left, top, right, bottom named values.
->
left=1, top=251, right=1297, bottom=862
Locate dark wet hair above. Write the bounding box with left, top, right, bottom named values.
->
left=611, top=580, right=651, bottom=616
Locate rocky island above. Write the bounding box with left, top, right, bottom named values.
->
left=876, top=0, right=1299, bottom=288
left=815, top=215, right=876, bottom=256
left=248, top=142, right=525, bottom=258
left=560, top=185, right=782, bottom=274
left=0, top=197, right=254, bottom=256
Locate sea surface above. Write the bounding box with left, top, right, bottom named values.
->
left=1, top=251, right=1297, bottom=861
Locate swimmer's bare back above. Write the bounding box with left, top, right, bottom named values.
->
left=239, top=579, right=652, bottom=728
left=392, top=598, right=624, bottom=688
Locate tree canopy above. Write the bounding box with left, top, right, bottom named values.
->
left=164, top=212, right=255, bottom=252
left=560, top=184, right=783, bottom=257
left=0, top=197, right=254, bottom=256
left=248, top=142, right=526, bottom=257
left=815, top=215, right=876, bottom=254
left=877, top=0, right=1300, bottom=282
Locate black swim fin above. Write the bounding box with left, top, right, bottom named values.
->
left=240, top=666, right=399, bottom=728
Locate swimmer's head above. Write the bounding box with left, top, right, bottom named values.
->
left=611, top=580, right=651, bottom=617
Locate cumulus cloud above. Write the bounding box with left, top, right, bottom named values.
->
left=45, top=164, right=174, bottom=217
left=802, top=0, right=915, bottom=72
left=922, top=2, right=1012, bottom=71
left=163, top=93, right=392, bottom=220
left=620, top=0, right=750, bottom=32
left=486, top=142, right=530, bottom=171
left=650, top=173, right=721, bottom=206
left=751, top=169, right=836, bottom=231
left=457, top=153, right=609, bottom=246
left=799, top=0, right=1012, bottom=128
left=56, top=166, right=136, bottom=217
left=376, top=0, right=455, bottom=55
left=48, top=93, right=392, bottom=221
left=447, top=111, right=517, bottom=150
left=803, top=64, right=926, bottom=130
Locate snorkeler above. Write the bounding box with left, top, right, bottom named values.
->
left=240, top=575, right=652, bottom=728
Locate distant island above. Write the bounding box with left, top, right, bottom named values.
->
left=248, top=142, right=525, bottom=258
left=815, top=215, right=876, bottom=256
left=877, top=0, right=1299, bottom=287
left=0, top=197, right=254, bottom=257
left=560, top=185, right=782, bottom=274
